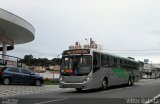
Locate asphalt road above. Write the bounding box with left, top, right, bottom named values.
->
left=3, top=79, right=160, bottom=104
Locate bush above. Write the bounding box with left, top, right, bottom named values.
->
left=44, top=80, right=58, bottom=85
left=52, top=78, right=59, bottom=83
left=44, top=78, right=51, bottom=81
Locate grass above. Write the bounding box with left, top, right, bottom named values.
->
left=44, top=80, right=59, bottom=85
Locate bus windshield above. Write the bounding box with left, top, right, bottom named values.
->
left=61, top=55, right=92, bottom=76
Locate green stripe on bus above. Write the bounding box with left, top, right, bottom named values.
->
left=112, top=68, right=129, bottom=79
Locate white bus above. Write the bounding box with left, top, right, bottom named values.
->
left=59, top=49, right=140, bottom=91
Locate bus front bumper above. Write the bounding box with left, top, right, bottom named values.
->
left=59, top=81, right=91, bottom=89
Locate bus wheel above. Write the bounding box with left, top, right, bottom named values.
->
left=102, top=79, right=108, bottom=90
left=131, top=77, right=134, bottom=86
left=128, top=78, right=132, bottom=86
left=76, top=88, right=82, bottom=92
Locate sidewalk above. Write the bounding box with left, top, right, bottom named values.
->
left=0, top=85, right=59, bottom=97
left=139, top=78, right=160, bottom=82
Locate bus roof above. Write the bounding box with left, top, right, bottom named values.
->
left=91, top=49, right=139, bottom=63
left=62, top=48, right=139, bottom=63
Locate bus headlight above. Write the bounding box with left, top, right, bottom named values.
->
left=86, top=77, right=90, bottom=81
left=83, top=77, right=91, bottom=83
left=59, top=77, right=63, bottom=81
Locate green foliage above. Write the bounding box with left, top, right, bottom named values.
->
left=50, top=58, right=62, bottom=65
left=44, top=79, right=59, bottom=85
left=21, top=54, right=62, bottom=67
left=20, top=54, right=33, bottom=66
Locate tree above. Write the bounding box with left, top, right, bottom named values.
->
left=20, top=55, right=61, bottom=67
left=50, top=58, right=62, bottom=65
left=23, top=54, right=33, bottom=66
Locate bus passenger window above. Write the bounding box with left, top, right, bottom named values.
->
left=93, top=52, right=100, bottom=72
left=73, top=58, right=79, bottom=73
left=93, top=58, right=97, bottom=66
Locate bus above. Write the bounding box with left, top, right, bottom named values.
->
left=59, top=49, right=140, bottom=91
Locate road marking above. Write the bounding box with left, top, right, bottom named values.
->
left=136, top=82, right=157, bottom=86
left=100, top=90, right=114, bottom=93
left=144, top=93, right=160, bottom=104
left=34, top=98, right=67, bottom=104
left=100, top=87, right=131, bottom=94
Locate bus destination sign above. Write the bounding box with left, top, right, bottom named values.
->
left=63, top=49, right=90, bottom=55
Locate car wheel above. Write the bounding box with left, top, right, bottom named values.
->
left=35, top=80, right=41, bottom=86
left=3, top=78, right=11, bottom=85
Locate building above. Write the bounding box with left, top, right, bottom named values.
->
left=143, top=63, right=160, bottom=78
left=30, top=66, right=46, bottom=73
left=69, top=38, right=102, bottom=50
left=0, top=8, right=35, bottom=67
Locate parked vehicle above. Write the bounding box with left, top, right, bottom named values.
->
left=142, top=75, right=150, bottom=79
left=0, top=67, right=44, bottom=86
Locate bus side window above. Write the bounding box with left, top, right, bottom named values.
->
left=101, top=54, right=107, bottom=67
left=114, top=58, right=117, bottom=67
left=116, top=58, right=120, bottom=68
left=93, top=57, right=97, bottom=66
left=108, top=56, right=112, bottom=67
left=119, top=59, right=122, bottom=68
left=93, top=53, right=100, bottom=70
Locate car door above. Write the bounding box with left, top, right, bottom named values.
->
left=6, top=67, right=22, bottom=83
left=20, top=68, right=32, bottom=84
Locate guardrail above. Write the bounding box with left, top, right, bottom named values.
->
left=0, top=54, right=22, bottom=67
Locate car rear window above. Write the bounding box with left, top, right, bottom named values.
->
left=7, top=68, right=20, bottom=73
left=21, top=69, right=31, bottom=74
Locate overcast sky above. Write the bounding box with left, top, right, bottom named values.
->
left=1, top=0, right=160, bottom=63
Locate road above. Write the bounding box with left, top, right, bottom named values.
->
left=2, top=79, right=160, bottom=104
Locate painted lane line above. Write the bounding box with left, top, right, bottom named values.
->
left=126, top=87, right=132, bottom=89
left=100, top=87, right=131, bottom=94
left=100, top=90, right=114, bottom=93
left=144, top=93, right=160, bottom=104
left=114, top=88, right=122, bottom=91
left=34, top=98, right=67, bottom=104
left=100, top=88, right=123, bottom=93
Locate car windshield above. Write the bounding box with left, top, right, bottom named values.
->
left=61, top=55, right=92, bottom=75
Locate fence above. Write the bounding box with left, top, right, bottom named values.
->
left=0, top=54, right=22, bottom=67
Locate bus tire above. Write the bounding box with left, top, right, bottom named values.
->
left=131, top=77, right=134, bottom=86
left=101, top=78, right=108, bottom=90
left=76, top=88, right=82, bottom=92
left=128, top=77, right=132, bottom=86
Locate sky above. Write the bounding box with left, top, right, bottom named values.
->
left=0, top=0, right=160, bottom=63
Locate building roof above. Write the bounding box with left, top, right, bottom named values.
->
left=0, top=8, right=35, bottom=44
